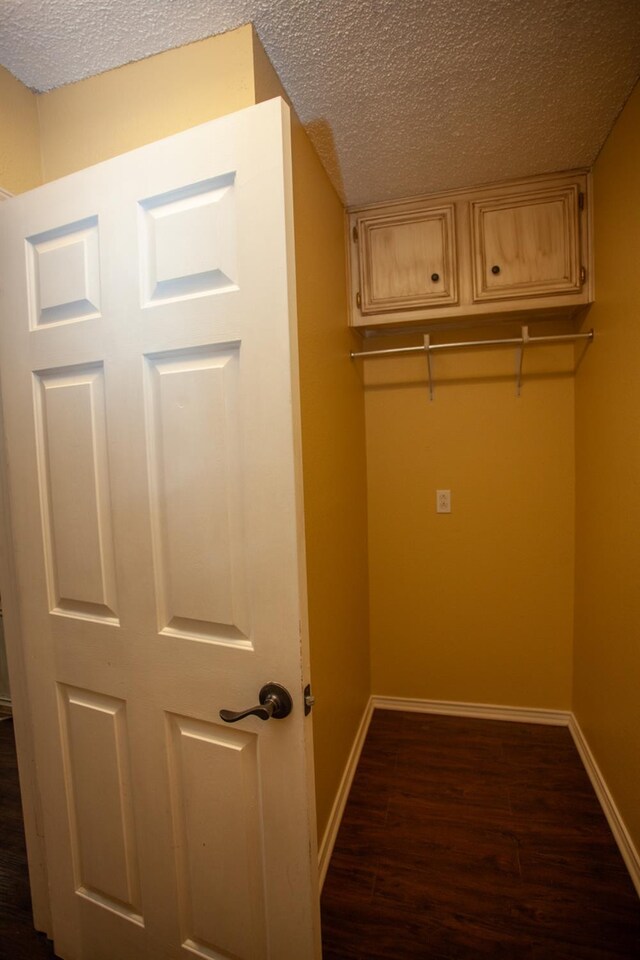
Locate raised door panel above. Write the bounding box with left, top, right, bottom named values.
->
left=471, top=185, right=581, bottom=301
left=143, top=343, right=249, bottom=645
left=58, top=686, right=142, bottom=923
left=26, top=216, right=101, bottom=328
left=33, top=363, right=118, bottom=624
left=166, top=716, right=267, bottom=960
left=357, top=205, right=458, bottom=314
left=138, top=174, right=238, bottom=306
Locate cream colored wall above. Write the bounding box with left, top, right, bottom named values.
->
left=365, top=330, right=575, bottom=708
left=573, top=82, right=640, bottom=851
left=253, top=37, right=370, bottom=843
left=0, top=65, right=42, bottom=193
left=37, top=27, right=256, bottom=181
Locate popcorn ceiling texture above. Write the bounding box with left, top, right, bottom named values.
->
left=1, top=0, right=639, bottom=206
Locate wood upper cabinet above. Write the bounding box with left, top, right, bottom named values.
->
left=348, top=170, right=592, bottom=330
left=471, top=185, right=582, bottom=302
left=356, top=205, right=457, bottom=314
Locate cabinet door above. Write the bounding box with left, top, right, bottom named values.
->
left=356, top=205, right=457, bottom=315
left=471, top=185, right=582, bottom=302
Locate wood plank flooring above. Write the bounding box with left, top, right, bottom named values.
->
left=2, top=710, right=639, bottom=958
left=321, top=710, right=640, bottom=960
left=0, top=717, right=57, bottom=959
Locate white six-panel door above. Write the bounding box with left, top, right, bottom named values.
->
left=0, top=98, right=320, bottom=960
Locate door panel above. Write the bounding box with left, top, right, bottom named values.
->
left=166, top=715, right=267, bottom=960
left=138, top=174, right=238, bottom=306
left=33, top=363, right=118, bottom=621
left=58, top=686, right=142, bottom=921
left=0, top=98, right=319, bottom=960
left=144, top=344, right=249, bottom=643
left=26, top=216, right=101, bottom=328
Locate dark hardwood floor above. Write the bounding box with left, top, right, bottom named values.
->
left=0, top=717, right=57, bottom=959
left=2, top=710, right=639, bottom=958
left=321, top=709, right=640, bottom=959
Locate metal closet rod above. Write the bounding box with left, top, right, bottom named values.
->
left=350, top=328, right=594, bottom=360
left=351, top=325, right=594, bottom=400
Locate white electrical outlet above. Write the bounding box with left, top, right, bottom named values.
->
left=436, top=489, right=451, bottom=513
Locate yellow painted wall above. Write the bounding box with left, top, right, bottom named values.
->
left=253, top=37, right=370, bottom=843
left=37, top=27, right=256, bottom=181
left=0, top=66, right=42, bottom=193
left=365, top=329, right=575, bottom=708
left=573, top=82, right=640, bottom=850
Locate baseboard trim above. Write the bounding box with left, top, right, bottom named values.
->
left=318, top=698, right=374, bottom=890
left=569, top=715, right=640, bottom=897
left=371, top=695, right=571, bottom=727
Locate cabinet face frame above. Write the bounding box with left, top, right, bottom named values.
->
left=356, top=205, right=458, bottom=315
left=470, top=184, right=582, bottom=303
left=347, top=169, right=592, bottom=332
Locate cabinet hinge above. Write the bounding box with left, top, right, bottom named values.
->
left=580, top=265, right=587, bottom=285
left=352, top=224, right=359, bottom=243
left=356, top=291, right=362, bottom=309
left=578, top=191, right=585, bottom=211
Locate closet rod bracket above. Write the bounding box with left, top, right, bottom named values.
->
left=516, top=325, right=529, bottom=398
left=424, top=334, right=433, bottom=402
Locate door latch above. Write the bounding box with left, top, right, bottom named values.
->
left=304, top=683, right=315, bottom=716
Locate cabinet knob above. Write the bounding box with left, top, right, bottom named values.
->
left=431, top=273, right=440, bottom=282
left=491, top=265, right=501, bottom=275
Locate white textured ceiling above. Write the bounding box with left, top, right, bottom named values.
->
left=1, top=0, right=639, bottom=207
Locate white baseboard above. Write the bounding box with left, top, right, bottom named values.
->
left=569, top=715, right=640, bottom=897
left=318, top=698, right=374, bottom=890
left=371, top=694, right=571, bottom=726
